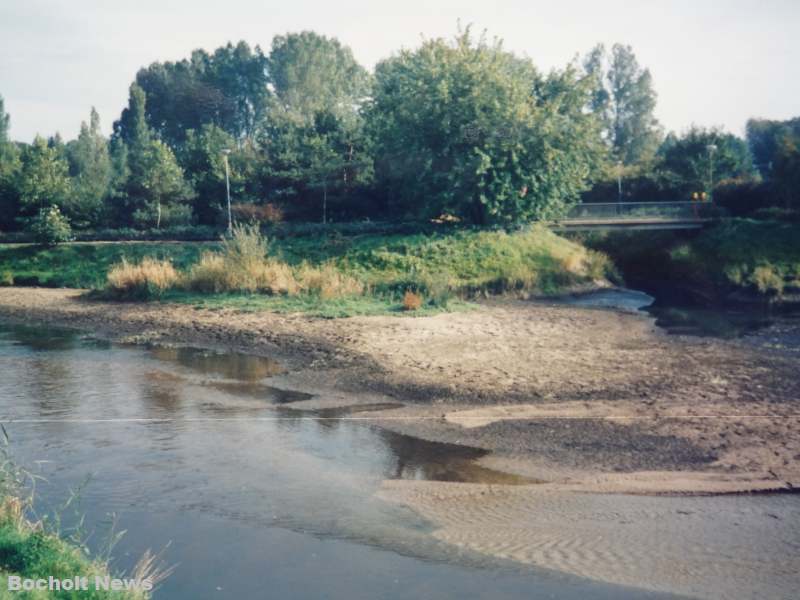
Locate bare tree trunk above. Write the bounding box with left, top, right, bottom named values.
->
left=156, top=201, right=161, bottom=229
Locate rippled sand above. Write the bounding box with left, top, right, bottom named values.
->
left=378, top=480, right=800, bottom=600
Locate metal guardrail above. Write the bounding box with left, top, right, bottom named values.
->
left=564, top=202, right=718, bottom=222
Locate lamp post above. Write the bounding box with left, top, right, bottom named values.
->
left=706, top=144, right=717, bottom=201
left=222, top=149, right=232, bottom=234
left=616, top=160, right=623, bottom=204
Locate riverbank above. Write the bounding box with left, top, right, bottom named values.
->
left=0, top=494, right=157, bottom=599
left=0, top=225, right=613, bottom=316
left=0, top=287, right=798, bottom=495
left=581, top=219, right=800, bottom=307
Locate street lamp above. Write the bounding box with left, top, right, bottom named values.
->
left=616, top=160, right=623, bottom=204
left=222, top=149, right=232, bottom=234
left=706, top=144, right=717, bottom=200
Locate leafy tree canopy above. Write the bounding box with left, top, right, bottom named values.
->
left=583, top=43, right=662, bottom=166
left=657, top=126, right=755, bottom=196
left=116, top=42, right=270, bottom=146
left=368, top=29, right=606, bottom=224
left=267, top=31, right=370, bottom=122
left=17, top=135, right=72, bottom=216
left=65, top=107, right=112, bottom=227
left=746, top=117, right=800, bottom=176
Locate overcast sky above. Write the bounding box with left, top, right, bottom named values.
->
left=1, top=0, right=798, bottom=142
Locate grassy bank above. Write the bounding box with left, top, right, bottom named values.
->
left=0, top=226, right=614, bottom=316
left=582, top=219, right=800, bottom=304
left=0, top=497, right=152, bottom=599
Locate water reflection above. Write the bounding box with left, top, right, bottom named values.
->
left=203, top=380, right=313, bottom=403
left=148, top=346, right=285, bottom=380
left=644, top=303, right=775, bottom=338
left=140, top=371, right=185, bottom=412
left=556, top=288, right=793, bottom=339
left=377, top=429, right=533, bottom=485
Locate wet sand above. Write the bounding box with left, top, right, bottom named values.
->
left=376, top=480, right=800, bottom=599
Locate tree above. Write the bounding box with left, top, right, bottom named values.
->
left=117, top=84, right=194, bottom=228
left=0, top=95, right=22, bottom=231
left=260, top=33, right=373, bottom=220
left=367, top=30, right=605, bottom=224
left=179, top=124, right=238, bottom=225
left=17, top=135, right=72, bottom=217
left=771, top=130, right=800, bottom=210
left=119, top=42, right=270, bottom=146
left=132, top=139, right=194, bottom=228
left=267, top=32, right=370, bottom=121
left=583, top=43, right=662, bottom=166
left=746, top=117, right=800, bottom=177
left=29, top=205, right=72, bottom=246
left=106, top=136, right=131, bottom=225
left=657, top=126, right=755, bottom=197
left=263, top=109, right=373, bottom=221
left=0, top=95, right=10, bottom=144
left=66, top=107, right=112, bottom=227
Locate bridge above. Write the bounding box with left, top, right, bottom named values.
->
left=553, top=201, right=719, bottom=231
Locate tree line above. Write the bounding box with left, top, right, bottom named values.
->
left=0, top=29, right=797, bottom=239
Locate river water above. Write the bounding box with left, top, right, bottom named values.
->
left=558, top=287, right=800, bottom=341
left=0, top=322, right=797, bottom=599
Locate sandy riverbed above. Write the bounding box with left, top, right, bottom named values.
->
left=0, top=286, right=797, bottom=492
left=2, top=287, right=800, bottom=597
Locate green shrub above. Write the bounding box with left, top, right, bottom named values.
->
left=28, top=206, right=73, bottom=247
left=0, top=271, right=12, bottom=286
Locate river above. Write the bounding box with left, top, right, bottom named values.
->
left=0, top=321, right=797, bottom=599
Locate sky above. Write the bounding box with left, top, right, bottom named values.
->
left=1, top=0, right=798, bottom=142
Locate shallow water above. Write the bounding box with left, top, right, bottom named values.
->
left=558, top=288, right=797, bottom=339
left=0, top=322, right=680, bottom=599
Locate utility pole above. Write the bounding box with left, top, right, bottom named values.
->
left=706, top=144, right=717, bottom=201
left=222, top=149, right=232, bottom=234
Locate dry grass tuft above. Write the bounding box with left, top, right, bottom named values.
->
left=402, top=290, right=423, bottom=311
left=297, top=263, right=364, bottom=299
left=106, top=258, right=179, bottom=299
left=186, top=224, right=300, bottom=295
left=561, top=251, right=586, bottom=275
left=187, top=251, right=300, bottom=295
left=751, top=265, right=784, bottom=294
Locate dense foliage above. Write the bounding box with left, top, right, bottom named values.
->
left=368, top=31, right=606, bottom=224
left=0, top=29, right=798, bottom=240
left=583, top=43, right=662, bottom=166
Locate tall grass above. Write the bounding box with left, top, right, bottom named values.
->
left=188, top=251, right=299, bottom=295
left=0, top=442, right=170, bottom=599
left=106, top=258, right=179, bottom=300
left=295, top=263, right=364, bottom=299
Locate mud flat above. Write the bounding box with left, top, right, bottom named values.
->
left=0, top=287, right=798, bottom=493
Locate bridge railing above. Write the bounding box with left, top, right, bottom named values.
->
left=563, top=202, right=718, bottom=222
